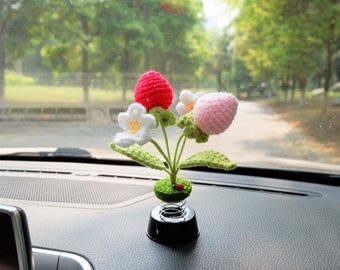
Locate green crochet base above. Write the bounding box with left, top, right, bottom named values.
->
left=154, top=178, right=192, bottom=202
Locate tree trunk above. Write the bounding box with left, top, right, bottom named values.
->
left=82, top=46, right=89, bottom=109
left=0, top=1, right=16, bottom=105
left=299, top=77, right=306, bottom=106
left=121, top=49, right=130, bottom=104
left=321, top=7, right=336, bottom=113
left=144, top=52, right=150, bottom=70
left=216, top=70, right=223, bottom=92
left=321, top=47, right=335, bottom=112
left=290, top=78, right=296, bottom=103
left=321, top=46, right=333, bottom=113
left=0, top=35, right=5, bottom=105
left=335, top=37, right=340, bottom=81
left=0, top=14, right=7, bottom=105
left=282, top=80, right=289, bottom=103
left=81, top=18, right=90, bottom=119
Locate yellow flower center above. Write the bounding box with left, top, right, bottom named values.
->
left=128, top=120, right=140, bottom=134
left=186, top=102, right=194, bottom=111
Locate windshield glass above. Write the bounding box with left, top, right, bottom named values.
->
left=0, top=0, right=339, bottom=172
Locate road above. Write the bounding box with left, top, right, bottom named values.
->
left=0, top=101, right=313, bottom=163
left=174, top=100, right=304, bottom=162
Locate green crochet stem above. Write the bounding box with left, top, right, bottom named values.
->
left=150, top=122, right=187, bottom=185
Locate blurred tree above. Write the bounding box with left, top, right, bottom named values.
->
left=310, top=0, right=340, bottom=112
left=230, top=56, right=252, bottom=97
left=0, top=0, right=31, bottom=104
left=155, top=0, right=207, bottom=78
left=27, top=0, right=207, bottom=103
left=226, top=0, right=339, bottom=110
left=1, top=0, right=207, bottom=105
left=210, top=31, right=232, bottom=92
left=32, top=0, right=102, bottom=109
left=90, top=0, right=207, bottom=100
left=95, top=0, right=157, bottom=102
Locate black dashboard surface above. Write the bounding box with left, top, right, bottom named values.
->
left=1, top=160, right=339, bottom=270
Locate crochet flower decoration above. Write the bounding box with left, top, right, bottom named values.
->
left=110, top=70, right=238, bottom=202
left=114, top=103, right=157, bottom=147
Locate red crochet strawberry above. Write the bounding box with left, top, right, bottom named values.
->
left=134, top=70, right=173, bottom=111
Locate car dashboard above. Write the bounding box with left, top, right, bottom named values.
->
left=0, top=159, right=339, bottom=270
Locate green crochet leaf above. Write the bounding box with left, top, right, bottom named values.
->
left=179, top=150, right=237, bottom=171
left=110, top=143, right=166, bottom=171
left=149, top=107, right=176, bottom=127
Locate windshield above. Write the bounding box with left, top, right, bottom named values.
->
left=0, top=0, right=339, bottom=172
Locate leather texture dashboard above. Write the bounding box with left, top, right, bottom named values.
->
left=0, top=160, right=339, bottom=270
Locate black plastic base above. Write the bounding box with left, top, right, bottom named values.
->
left=146, top=205, right=199, bottom=245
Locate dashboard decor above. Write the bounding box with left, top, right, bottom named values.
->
left=110, top=70, right=238, bottom=244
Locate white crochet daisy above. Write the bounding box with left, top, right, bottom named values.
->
left=114, top=103, right=156, bottom=147
left=176, top=89, right=205, bottom=115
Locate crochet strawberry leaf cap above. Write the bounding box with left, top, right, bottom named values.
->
left=134, top=70, right=174, bottom=111
left=149, top=107, right=176, bottom=127
left=177, top=112, right=209, bottom=143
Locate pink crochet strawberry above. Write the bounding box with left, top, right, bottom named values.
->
left=134, top=70, right=173, bottom=111
left=193, top=92, right=238, bottom=135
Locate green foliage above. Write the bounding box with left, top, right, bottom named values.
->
left=5, top=72, right=35, bottom=86
left=0, top=0, right=209, bottom=105
left=5, top=84, right=133, bottom=104
left=4, top=0, right=42, bottom=62
left=15, top=0, right=208, bottom=80
left=228, top=0, right=339, bottom=84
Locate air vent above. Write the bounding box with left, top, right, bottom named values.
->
left=97, top=173, right=157, bottom=181
left=98, top=174, right=320, bottom=197
left=0, top=175, right=152, bottom=208
left=197, top=181, right=321, bottom=197
left=0, top=168, right=71, bottom=175
left=229, top=185, right=308, bottom=196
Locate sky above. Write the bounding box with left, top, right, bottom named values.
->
left=202, top=0, right=237, bottom=30
left=202, top=0, right=223, bottom=17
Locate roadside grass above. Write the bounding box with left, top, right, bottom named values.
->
left=266, top=94, right=340, bottom=164
left=4, top=85, right=134, bottom=105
